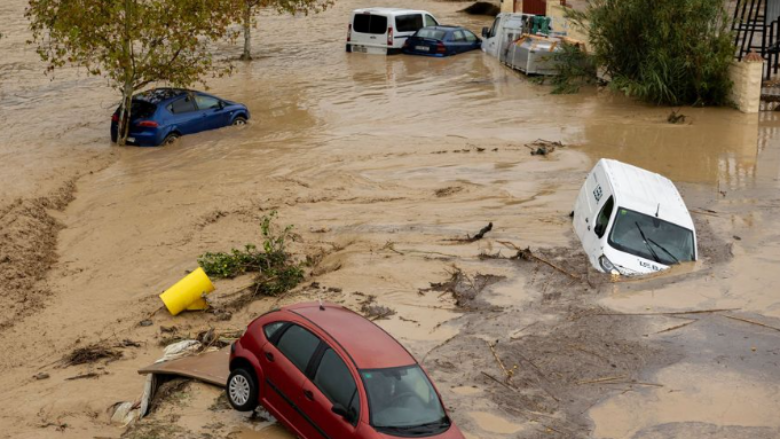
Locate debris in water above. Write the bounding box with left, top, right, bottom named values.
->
left=33, top=372, right=49, bottom=380
left=64, top=343, right=122, bottom=366
left=463, top=222, right=493, bottom=242
left=359, top=295, right=396, bottom=320
left=65, top=372, right=103, bottom=381
left=139, top=319, right=153, bottom=327
left=435, top=186, right=464, bottom=198
left=461, top=1, right=501, bottom=16
left=526, top=139, right=564, bottom=156
left=424, top=268, right=505, bottom=309
left=667, top=110, right=686, bottom=124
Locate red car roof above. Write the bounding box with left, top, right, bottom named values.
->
left=284, top=302, right=416, bottom=370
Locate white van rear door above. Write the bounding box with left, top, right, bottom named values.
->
left=351, top=12, right=389, bottom=49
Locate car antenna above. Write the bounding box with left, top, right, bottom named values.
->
left=656, top=203, right=660, bottom=218
left=318, top=297, right=325, bottom=311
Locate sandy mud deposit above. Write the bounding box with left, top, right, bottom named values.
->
left=2, top=0, right=780, bottom=438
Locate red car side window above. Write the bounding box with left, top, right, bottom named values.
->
left=276, top=324, right=321, bottom=373
left=263, top=321, right=287, bottom=342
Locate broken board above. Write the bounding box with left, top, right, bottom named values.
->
left=138, top=348, right=230, bottom=387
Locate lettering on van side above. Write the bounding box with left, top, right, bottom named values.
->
left=638, top=260, right=661, bottom=271
left=592, top=185, right=603, bottom=203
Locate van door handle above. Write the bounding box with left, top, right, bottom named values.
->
left=265, top=352, right=274, bottom=362
left=304, top=389, right=314, bottom=400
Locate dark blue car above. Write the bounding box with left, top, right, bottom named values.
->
left=402, top=26, right=482, bottom=57
left=110, top=88, right=250, bottom=147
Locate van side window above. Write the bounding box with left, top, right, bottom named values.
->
left=354, top=14, right=387, bottom=35
left=594, top=196, right=614, bottom=238
left=425, top=15, right=438, bottom=27
left=396, top=14, right=423, bottom=32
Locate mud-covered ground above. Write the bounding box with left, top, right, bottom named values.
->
left=2, top=0, right=780, bottom=438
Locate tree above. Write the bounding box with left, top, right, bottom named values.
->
left=574, top=0, right=734, bottom=106
left=240, top=0, right=333, bottom=61
left=26, top=0, right=243, bottom=145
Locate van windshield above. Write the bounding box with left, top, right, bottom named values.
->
left=361, top=365, right=449, bottom=435
left=608, top=208, right=695, bottom=265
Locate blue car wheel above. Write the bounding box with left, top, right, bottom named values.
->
left=162, top=133, right=180, bottom=146
left=232, top=116, right=247, bottom=126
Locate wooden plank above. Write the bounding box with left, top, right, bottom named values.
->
left=138, top=348, right=230, bottom=387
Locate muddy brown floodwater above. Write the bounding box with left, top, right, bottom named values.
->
left=2, top=0, right=780, bottom=438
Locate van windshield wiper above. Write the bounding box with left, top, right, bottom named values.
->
left=647, top=237, right=680, bottom=264
left=635, top=222, right=661, bottom=263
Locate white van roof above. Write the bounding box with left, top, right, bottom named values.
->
left=600, top=159, right=694, bottom=230
left=352, top=8, right=429, bottom=16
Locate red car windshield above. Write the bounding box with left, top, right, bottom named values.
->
left=361, top=365, right=449, bottom=434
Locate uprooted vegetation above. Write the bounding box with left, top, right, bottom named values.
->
left=64, top=343, right=123, bottom=366
left=198, top=211, right=305, bottom=306
left=422, top=268, right=505, bottom=310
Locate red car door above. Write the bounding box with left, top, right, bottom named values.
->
left=260, top=323, right=324, bottom=439
left=299, top=346, right=362, bottom=439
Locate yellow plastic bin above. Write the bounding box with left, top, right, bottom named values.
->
left=159, top=267, right=215, bottom=316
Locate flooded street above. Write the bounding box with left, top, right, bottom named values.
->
left=2, top=0, right=780, bottom=438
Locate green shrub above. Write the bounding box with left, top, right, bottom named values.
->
left=198, top=211, right=304, bottom=297
left=548, top=42, right=598, bottom=94
left=576, top=0, right=734, bottom=105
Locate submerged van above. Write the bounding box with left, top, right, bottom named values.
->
left=347, top=8, right=440, bottom=55
left=573, top=159, right=698, bottom=276
left=481, top=13, right=535, bottom=58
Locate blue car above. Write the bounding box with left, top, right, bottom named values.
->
left=110, top=88, right=250, bottom=146
left=402, top=26, right=482, bottom=57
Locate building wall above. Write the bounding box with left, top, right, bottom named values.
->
left=501, top=0, right=515, bottom=13
left=729, top=59, right=764, bottom=113
left=547, top=3, right=590, bottom=49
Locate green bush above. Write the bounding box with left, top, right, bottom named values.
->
left=577, top=0, right=734, bottom=105
left=548, top=42, right=599, bottom=94
left=198, top=211, right=304, bottom=297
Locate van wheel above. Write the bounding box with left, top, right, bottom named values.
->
left=346, top=44, right=352, bottom=53
left=227, top=368, right=258, bottom=412
left=162, top=133, right=179, bottom=145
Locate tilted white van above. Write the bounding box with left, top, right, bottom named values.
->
left=573, top=159, right=698, bottom=276
left=347, top=8, right=440, bottom=55
left=481, top=13, right=534, bottom=58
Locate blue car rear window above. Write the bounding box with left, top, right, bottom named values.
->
left=121, top=101, right=156, bottom=119
left=416, top=29, right=446, bottom=40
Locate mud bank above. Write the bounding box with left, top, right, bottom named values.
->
left=1, top=0, right=780, bottom=437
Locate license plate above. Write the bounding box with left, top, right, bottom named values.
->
left=415, top=46, right=430, bottom=52
left=127, top=137, right=136, bottom=143
left=353, top=46, right=367, bottom=53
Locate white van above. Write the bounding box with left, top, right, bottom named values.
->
left=573, top=159, right=698, bottom=276
left=481, top=13, right=534, bottom=58
left=347, top=8, right=440, bottom=55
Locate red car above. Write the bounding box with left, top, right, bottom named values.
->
left=228, top=302, right=465, bottom=439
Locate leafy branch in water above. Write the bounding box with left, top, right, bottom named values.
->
left=546, top=42, right=598, bottom=94
left=198, top=211, right=304, bottom=297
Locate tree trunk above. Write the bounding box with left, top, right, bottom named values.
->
left=241, top=2, right=252, bottom=61
left=118, top=79, right=133, bottom=146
